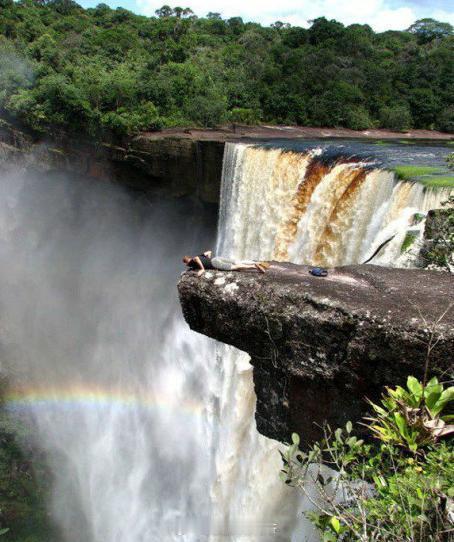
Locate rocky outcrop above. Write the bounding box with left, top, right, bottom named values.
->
left=178, top=263, right=454, bottom=445
left=419, top=208, right=454, bottom=272
left=0, top=120, right=224, bottom=204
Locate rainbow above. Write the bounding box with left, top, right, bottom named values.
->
left=3, top=384, right=205, bottom=417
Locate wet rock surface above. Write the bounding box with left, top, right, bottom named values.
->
left=178, top=263, right=454, bottom=445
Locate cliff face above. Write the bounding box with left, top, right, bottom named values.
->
left=0, top=121, right=224, bottom=204
left=178, top=263, right=454, bottom=445
left=419, top=207, right=454, bottom=272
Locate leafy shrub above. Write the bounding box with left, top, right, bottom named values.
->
left=366, top=376, right=453, bottom=452
left=345, top=106, right=371, bottom=131
left=101, top=102, right=162, bottom=136
left=280, top=376, right=454, bottom=541
left=379, top=105, right=413, bottom=132
left=228, top=107, right=260, bottom=125
left=436, top=107, right=454, bottom=133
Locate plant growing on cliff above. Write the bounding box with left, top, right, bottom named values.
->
left=366, top=376, right=454, bottom=453
left=280, top=376, right=454, bottom=541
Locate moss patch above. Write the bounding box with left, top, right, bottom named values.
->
left=401, top=231, right=418, bottom=252
left=373, top=140, right=390, bottom=146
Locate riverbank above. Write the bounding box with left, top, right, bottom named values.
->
left=141, top=124, right=454, bottom=142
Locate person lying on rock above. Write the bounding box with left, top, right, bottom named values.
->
left=182, top=251, right=268, bottom=276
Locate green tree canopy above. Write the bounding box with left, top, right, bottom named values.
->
left=0, top=3, right=452, bottom=138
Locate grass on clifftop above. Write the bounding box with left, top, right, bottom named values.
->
left=391, top=165, right=454, bottom=188
left=418, top=175, right=454, bottom=187
left=393, top=165, right=444, bottom=180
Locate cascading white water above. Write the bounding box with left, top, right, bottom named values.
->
left=0, top=169, right=219, bottom=542
left=212, top=142, right=453, bottom=541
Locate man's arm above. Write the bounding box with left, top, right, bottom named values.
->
left=193, top=256, right=205, bottom=276
left=203, top=250, right=212, bottom=258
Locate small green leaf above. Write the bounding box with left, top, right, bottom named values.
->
left=394, top=412, right=408, bottom=438
left=346, top=421, right=353, bottom=433
left=329, top=516, right=341, bottom=534
left=407, top=376, right=423, bottom=401
left=425, top=391, right=442, bottom=412
left=291, top=433, right=300, bottom=446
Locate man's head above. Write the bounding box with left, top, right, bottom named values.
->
left=182, top=256, right=191, bottom=265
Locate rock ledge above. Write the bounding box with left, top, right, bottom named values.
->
left=178, top=263, right=454, bottom=445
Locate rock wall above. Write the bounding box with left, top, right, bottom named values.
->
left=419, top=207, right=454, bottom=272
left=0, top=120, right=224, bottom=204
left=178, top=263, right=454, bottom=446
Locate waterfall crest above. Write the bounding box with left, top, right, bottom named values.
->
left=219, top=143, right=451, bottom=268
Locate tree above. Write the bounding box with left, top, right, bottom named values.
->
left=409, top=88, right=439, bottom=129
left=308, top=17, right=344, bottom=45
left=181, top=8, right=194, bottom=18
left=379, top=105, right=413, bottom=132
left=436, top=106, right=454, bottom=133
left=46, top=0, right=82, bottom=15
left=0, top=2, right=452, bottom=138
left=227, top=17, right=243, bottom=35
left=271, top=21, right=290, bottom=31
left=155, top=5, right=173, bottom=18
left=407, top=18, right=453, bottom=44
left=173, top=7, right=183, bottom=18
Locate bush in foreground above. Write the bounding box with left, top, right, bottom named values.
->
left=281, top=376, right=454, bottom=541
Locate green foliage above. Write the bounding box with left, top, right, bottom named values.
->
left=407, top=18, right=453, bottom=44
left=401, top=231, right=418, bottom=253
left=379, top=105, right=413, bottom=132
left=392, top=165, right=444, bottom=181
left=446, top=153, right=454, bottom=170
left=436, top=106, right=454, bottom=133
left=345, top=106, right=371, bottom=131
left=0, top=410, right=58, bottom=542
left=366, top=376, right=454, bottom=452
left=0, top=5, right=452, bottom=137
left=101, top=102, right=162, bottom=135
left=229, top=107, right=260, bottom=125
left=281, top=376, right=454, bottom=541
left=419, top=175, right=454, bottom=188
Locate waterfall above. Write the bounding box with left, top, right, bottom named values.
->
left=212, top=142, right=452, bottom=541
left=219, top=143, right=451, bottom=267
left=0, top=170, right=218, bottom=541
left=0, top=142, right=451, bottom=542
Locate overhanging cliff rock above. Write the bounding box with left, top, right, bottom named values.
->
left=178, top=263, right=454, bottom=446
